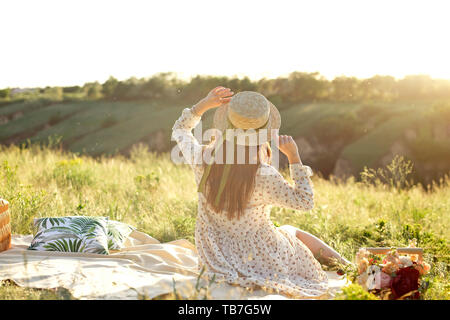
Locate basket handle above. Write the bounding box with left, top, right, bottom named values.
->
left=364, top=247, right=423, bottom=260
left=0, top=201, right=9, bottom=214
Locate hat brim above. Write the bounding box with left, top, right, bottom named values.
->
left=212, top=100, right=281, bottom=146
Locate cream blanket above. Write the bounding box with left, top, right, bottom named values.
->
left=0, top=231, right=349, bottom=300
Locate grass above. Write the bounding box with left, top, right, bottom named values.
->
left=0, top=99, right=430, bottom=156
left=281, top=102, right=363, bottom=137
left=0, top=280, right=73, bottom=300
left=340, top=101, right=434, bottom=171
left=13, top=101, right=188, bottom=156
left=1, top=99, right=449, bottom=186
left=27, top=101, right=151, bottom=146
left=341, top=110, right=422, bottom=170
left=0, top=99, right=52, bottom=117
left=0, top=102, right=93, bottom=141
left=0, top=144, right=448, bottom=300
left=68, top=103, right=185, bottom=155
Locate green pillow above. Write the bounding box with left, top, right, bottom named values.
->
left=28, top=216, right=110, bottom=255
left=106, top=220, right=135, bottom=251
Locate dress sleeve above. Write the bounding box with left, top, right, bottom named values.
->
left=171, top=107, right=205, bottom=170
left=260, top=163, right=315, bottom=211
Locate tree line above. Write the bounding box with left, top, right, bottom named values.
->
left=2, top=72, right=450, bottom=106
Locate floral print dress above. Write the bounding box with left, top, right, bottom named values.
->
left=172, top=107, right=329, bottom=299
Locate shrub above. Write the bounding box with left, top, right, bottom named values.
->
left=360, top=155, right=414, bottom=190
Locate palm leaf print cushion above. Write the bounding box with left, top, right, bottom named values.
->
left=106, top=220, right=135, bottom=250
left=28, top=216, right=110, bottom=255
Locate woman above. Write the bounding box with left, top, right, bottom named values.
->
left=172, top=86, right=349, bottom=299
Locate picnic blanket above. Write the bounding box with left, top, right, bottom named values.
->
left=0, top=231, right=349, bottom=300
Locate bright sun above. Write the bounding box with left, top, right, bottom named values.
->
left=1, top=0, right=450, bottom=88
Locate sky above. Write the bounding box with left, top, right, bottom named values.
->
left=1, top=0, right=450, bottom=88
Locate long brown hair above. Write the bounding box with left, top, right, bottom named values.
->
left=204, top=141, right=271, bottom=220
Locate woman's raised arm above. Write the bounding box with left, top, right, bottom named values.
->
left=259, top=135, right=315, bottom=211
left=171, top=86, right=234, bottom=169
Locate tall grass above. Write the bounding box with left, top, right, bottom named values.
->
left=0, top=143, right=448, bottom=299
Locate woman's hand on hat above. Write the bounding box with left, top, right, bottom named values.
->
left=193, top=86, right=234, bottom=116
left=278, top=135, right=302, bottom=164
left=206, top=86, right=234, bottom=108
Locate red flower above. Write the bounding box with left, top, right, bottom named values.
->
left=390, top=267, right=420, bottom=299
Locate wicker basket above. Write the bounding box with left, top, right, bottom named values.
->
left=0, top=199, right=11, bottom=252
left=364, top=247, right=423, bottom=260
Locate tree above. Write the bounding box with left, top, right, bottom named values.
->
left=102, top=76, right=119, bottom=100
left=331, top=76, right=361, bottom=102
left=397, top=75, right=435, bottom=100
left=287, top=72, right=328, bottom=102
left=43, top=86, right=63, bottom=101
left=62, top=86, right=82, bottom=94
left=83, top=82, right=103, bottom=100
left=0, top=88, right=10, bottom=99
left=359, top=75, right=398, bottom=101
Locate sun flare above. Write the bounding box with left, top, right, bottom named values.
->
left=1, top=0, right=450, bottom=88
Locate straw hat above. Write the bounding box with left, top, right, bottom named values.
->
left=198, top=91, right=281, bottom=201
left=212, top=91, right=281, bottom=146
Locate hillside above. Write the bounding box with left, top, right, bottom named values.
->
left=0, top=98, right=449, bottom=184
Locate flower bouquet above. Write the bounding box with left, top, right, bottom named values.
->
left=355, top=240, right=431, bottom=300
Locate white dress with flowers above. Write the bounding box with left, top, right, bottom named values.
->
left=172, top=107, right=329, bottom=298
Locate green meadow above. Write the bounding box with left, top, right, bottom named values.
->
left=0, top=144, right=448, bottom=299
left=0, top=79, right=449, bottom=299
